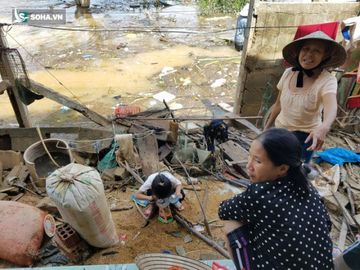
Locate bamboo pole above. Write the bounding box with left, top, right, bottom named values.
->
left=174, top=214, right=230, bottom=259
left=174, top=155, right=212, bottom=237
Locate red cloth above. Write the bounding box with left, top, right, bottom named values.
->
left=294, top=22, right=339, bottom=40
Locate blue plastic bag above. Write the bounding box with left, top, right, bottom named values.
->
left=318, top=147, right=360, bottom=165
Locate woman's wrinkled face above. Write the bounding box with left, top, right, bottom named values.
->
left=298, top=40, right=326, bottom=70
left=246, top=140, right=287, bottom=183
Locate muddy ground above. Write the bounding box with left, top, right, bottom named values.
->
left=0, top=176, right=243, bottom=267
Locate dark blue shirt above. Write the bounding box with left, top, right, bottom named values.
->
left=219, top=178, right=333, bottom=270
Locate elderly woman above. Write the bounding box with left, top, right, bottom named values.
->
left=264, top=31, right=347, bottom=162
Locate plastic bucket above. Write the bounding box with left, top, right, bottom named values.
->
left=23, top=139, right=73, bottom=187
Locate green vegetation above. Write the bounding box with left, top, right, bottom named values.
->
left=197, top=0, right=248, bottom=15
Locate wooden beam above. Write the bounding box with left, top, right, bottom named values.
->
left=0, top=79, right=10, bottom=94
left=0, top=26, right=31, bottom=127
left=233, top=0, right=256, bottom=115
left=225, top=113, right=261, bottom=134
left=27, top=79, right=111, bottom=127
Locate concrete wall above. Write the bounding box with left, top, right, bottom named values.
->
left=238, top=2, right=360, bottom=122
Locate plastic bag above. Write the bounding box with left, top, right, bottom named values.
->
left=46, top=163, right=118, bottom=248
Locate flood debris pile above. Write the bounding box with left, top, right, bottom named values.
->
left=0, top=111, right=359, bottom=267
left=312, top=130, right=360, bottom=253
left=0, top=108, right=255, bottom=267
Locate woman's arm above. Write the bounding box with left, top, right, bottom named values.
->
left=175, top=184, right=183, bottom=198
left=305, top=93, right=337, bottom=151
left=264, top=92, right=282, bottom=130
left=135, top=191, right=154, bottom=201
left=219, top=192, right=250, bottom=222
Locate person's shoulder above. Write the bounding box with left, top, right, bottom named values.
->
left=284, top=67, right=293, bottom=72
left=161, top=171, right=174, bottom=178
left=317, top=70, right=337, bottom=90
left=279, top=67, right=295, bottom=82
left=249, top=181, right=277, bottom=195
left=283, top=67, right=294, bottom=76
left=320, top=70, right=337, bottom=81
left=145, top=172, right=158, bottom=182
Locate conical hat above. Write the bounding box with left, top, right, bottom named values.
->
left=282, top=30, right=347, bottom=68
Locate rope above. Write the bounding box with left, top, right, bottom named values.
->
left=36, top=125, right=61, bottom=168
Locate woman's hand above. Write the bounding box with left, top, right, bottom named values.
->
left=175, top=185, right=183, bottom=199
left=305, top=93, right=337, bottom=151
left=305, top=125, right=330, bottom=151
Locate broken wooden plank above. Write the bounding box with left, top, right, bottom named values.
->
left=4, top=164, right=28, bottom=186
left=117, top=160, right=144, bottom=184
left=332, top=192, right=356, bottom=227
left=218, top=140, right=248, bottom=162
left=341, top=166, right=356, bottom=216
left=338, top=218, right=348, bottom=251
left=136, top=133, right=159, bottom=177
left=0, top=150, right=22, bottom=170
left=324, top=192, right=349, bottom=214
left=218, top=140, right=249, bottom=178
left=158, top=143, right=173, bottom=161
left=225, top=113, right=261, bottom=135
left=0, top=79, right=10, bottom=94
left=27, top=79, right=111, bottom=127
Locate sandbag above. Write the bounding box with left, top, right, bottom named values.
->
left=46, top=163, right=118, bottom=248
left=0, top=201, right=46, bottom=266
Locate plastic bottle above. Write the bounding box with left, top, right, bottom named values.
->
left=169, top=194, right=182, bottom=208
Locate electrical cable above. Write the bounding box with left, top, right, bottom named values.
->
left=24, top=23, right=298, bottom=34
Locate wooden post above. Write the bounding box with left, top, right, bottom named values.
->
left=233, top=0, right=256, bottom=115
left=0, top=24, right=31, bottom=127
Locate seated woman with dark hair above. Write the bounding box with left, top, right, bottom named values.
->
left=218, top=128, right=333, bottom=270
left=135, top=171, right=185, bottom=223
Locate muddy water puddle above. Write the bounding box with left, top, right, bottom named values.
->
left=0, top=1, right=239, bottom=126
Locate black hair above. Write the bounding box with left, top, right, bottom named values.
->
left=151, top=173, right=172, bottom=199
left=256, top=128, right=309, bottom=193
